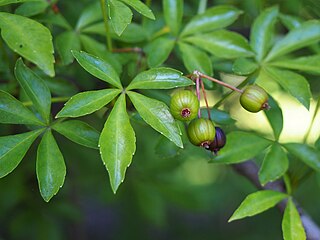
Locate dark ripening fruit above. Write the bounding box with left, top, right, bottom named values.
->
left=170, top=90, right=199, bottom=121
left=240, top=85, right=269, bottom=113
left=209, top=127, right=226, bottom=154
left=187, top=118, right=215, bottom=149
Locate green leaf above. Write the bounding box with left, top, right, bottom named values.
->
left=72, top=50, right=122, bottom=89
left=127, top=67, right=193, bottom=90
left=56, top=31, right=81, bottom=65
left=108, top=0, right=133, bottom=36
left=282, top=198, right=306, bottom=240
left=179, top=42, right=213, bottom=76
left=0, top=90, right=44, bottom=126
left=232, top=57, right=258, bottom=75
left=119, top=0, right=155, bottom=20
left=269, top=54, right=320, bottom=75
left=0, top=129, right=43, bottom=178
left=127, top=91, right=183, bottom=148
left=250, top=6, right=279, bottom=62
left=99, top=94, right=136, bottom=193
left=279, top=14, right=303, bottom=30
left=200, top=108, right=235, bottom=125
left=264, top=67, right=311, bottom=109
left=259, top=143, right=289, bottom=185
left=56, top=89, right=121, bottom=118
left=76, top=1, right=102, bottom=30
left=181, top=5, right=242, bottom=36
left=211, top=131, right=272, bottom=164
left=266, top=20, right=320, bottom=62
left=264, top=96, right=283, bottom=140
left=315, top=137, right=320, bottom=151
left=15, top=1, right=49, bottom=17
left=52, top=120, right=100, bottom=149
left=14, top=58, right=51, bottom=124
left=0, top=12, right=55, bottom=76
left=144, top=37, right=175, bottom=68
left=79, top=34, right=122, bottom=74
left=163, top=0, right=183, bottom=35
left=83, top=22, right=148, bottom=43
left=184, top=30, right=254, bottom=59
left=284, top=143, right=320, bottom=172
left=0, top=0, right=41, bottom=6
left=229, top=190, right=288, bottom=222
left=36, top=130, right=66, bottom=202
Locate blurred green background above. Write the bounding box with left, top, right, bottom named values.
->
left=1, top=0, right=320, bottom=239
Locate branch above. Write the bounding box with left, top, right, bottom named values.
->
left=232, top=161, right=320, bottom=240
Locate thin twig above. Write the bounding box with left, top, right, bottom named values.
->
left=193, top=70, right=243, bottom=93
left=196, top=76, right=201, bottom=118
left=200, top=79, right=211, bottom=120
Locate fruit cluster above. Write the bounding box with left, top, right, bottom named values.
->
left=169, top=73, right=269, bottom=155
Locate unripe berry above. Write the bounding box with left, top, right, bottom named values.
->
left=170, top=90, right=199, bottom=121
left=187, top=118, right=215, bottom=149
left=240, top=85, right=269, bottom=113
left=209, top=127, right=226, bottom=154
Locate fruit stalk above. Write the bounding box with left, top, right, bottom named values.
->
left=193, top=70, right=244, bottom=93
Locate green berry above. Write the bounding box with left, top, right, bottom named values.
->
left=170, top=90, right=199, bottom=121
left=187, top=118, right=215, bottom=149
left=240, top=85, right=269, bottom=113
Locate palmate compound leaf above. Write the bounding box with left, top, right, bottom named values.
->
left=37, top=130, right=66, bottom=202
left=228, top=190, right=288, bottom=222
left=99, top=94, right=136, bottom=193
left=56, top=89, right=121, bottom=118
left=126, top=67, right=194, bottom=90
left=0, top=129, right=43, bottom=178
left=14, top=58, right=51, bottom=124
left=0, top=90, right=45, bottom=126
left=282, top=198, right=306, bottom=240
left=127, top=91, right=183, bottom=148
left=0, top=12, right=54, bottom=76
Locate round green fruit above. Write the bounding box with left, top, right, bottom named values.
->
left=170, top=90, right=199, bottom=121
left=187, top=118, right=215, bottom=149
left=240, top=85, right=269, bottom=113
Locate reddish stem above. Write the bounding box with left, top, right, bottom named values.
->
left=193, top=70, right=243, bottom=94
left=196, top=76, right=201, bottom=118
left=200, top=79, right=211, bottom=120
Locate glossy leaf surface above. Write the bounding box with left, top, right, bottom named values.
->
left=0, top=12, right=54, bottom=76
left=37, top=130, right=66, bottom=202
left=99, top=94, right=136, bottom=193
left=128, top=91, right=183, bottom=148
